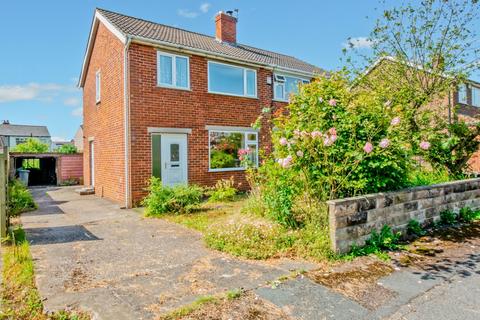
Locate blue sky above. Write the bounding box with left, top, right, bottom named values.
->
left=0, top=1, right=408, bottom=141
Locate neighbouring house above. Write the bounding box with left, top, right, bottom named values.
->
left=78, top=8, right=323, bottom=207
left=73, top=125, right=84, bottom=152
left=0, top=120, right=52, bottom=150
left=52, top=140, right=71, bottom=150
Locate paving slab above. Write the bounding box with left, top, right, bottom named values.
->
left=21, top=187, right=316, bottom=319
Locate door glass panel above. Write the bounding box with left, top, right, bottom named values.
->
left=170, top=143, right=180, bottom=162
left=152, top=135, right=161, bottom=178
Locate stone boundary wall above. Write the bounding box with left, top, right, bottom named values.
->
left=327, top=178, right=480, bottom=253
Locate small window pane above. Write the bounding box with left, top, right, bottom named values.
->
left=159, top=55, right=173, bottom=85
left=274, top=83, right=284, bottom=100
left=246, top=70, right=256, bottom=96
left=176, top=57, right=188, bottom=88
left=246, top=144, right=258, bottom=166
left=472, top=87, right=480, bottom=107
left=170, top=143, right=180, bottom=162
left=458, top=84, right=467, bottom=104
left=209, top=132, right=244, bottom=169
left=95, top=71, right=101, bottom=102
left=209, top=63, right=244, bottom=95
left=247, top=133, right=257, bottom=142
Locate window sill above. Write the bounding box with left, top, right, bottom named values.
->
left=156, top=84, right=191, bottom=91
left=207, top=91, right=258, bottom=100
left=273, top=99, right=289, bottom=103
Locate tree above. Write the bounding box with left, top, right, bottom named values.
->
left=55, top=144, right=77, bottom=154
left=11, top=138, right=49, bottom=153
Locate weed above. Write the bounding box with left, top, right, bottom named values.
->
left=458, top=207, right=480, bottom=222
left=161, top=295, right=216, bottom=320
left=347, top=225, right=402, bottom=258
left=225, top=289, right=243, bottom=300
left=7, top=179, right=37, bottom=217
left=207, top=178, right=237, bottom=202
left=440, top=209, right=457, bottom=225
left=407, top=219, right=426, bottom=237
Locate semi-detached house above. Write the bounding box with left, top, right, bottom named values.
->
left=78, top=8, right=324, bottom=208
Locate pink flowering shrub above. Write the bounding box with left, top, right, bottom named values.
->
left=266, top=72, right=413, bottom=201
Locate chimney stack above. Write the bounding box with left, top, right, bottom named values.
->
left=215, top=11, right=237, bottom=44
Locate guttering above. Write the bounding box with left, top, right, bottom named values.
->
left=124, top=36, right=132, bottom=208
left=130, top=36, right=317, bottom=79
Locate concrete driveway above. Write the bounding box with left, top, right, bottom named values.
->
left=21, top=187, right=314, bottom=319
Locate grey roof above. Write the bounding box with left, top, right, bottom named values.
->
left=97, top=8, right=324, bottom=75
left=0, top=124, right=50, bottom=137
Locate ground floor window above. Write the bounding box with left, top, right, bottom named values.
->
left=209, top=130, right=258, bottom=171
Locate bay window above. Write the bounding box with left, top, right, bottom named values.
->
left=209, top=130, right=258, bottom=171
left=208, top=61, right=257, bottom=97
left=157, top=51, right=190, bottom=89
left=274, top=74, right=309, bottom=101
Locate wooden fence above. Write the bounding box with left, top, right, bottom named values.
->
left=0, top=146, right=8, bottom=238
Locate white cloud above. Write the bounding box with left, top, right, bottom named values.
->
left=0, top=83, right=77, bottom=103
left=64, top=97, right=80, bottom=107
left=343, top=37, right=374, bottom=49
left=178, top=9, right=199, bottom=18
left=200, top=3, right=211, bottom=13
left=71, top=107, right=83, bottom=117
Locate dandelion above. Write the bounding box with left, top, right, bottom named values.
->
left=419, top=141, right=430, bottom=150
left=279, top=137, right=288, bottom=146
left=363, top=142, right=373, bottom=154
left=390, top=117, right=400, bottom=126
left=329, top=99, right=337, bottom=106
left=379, top=138, right=390, bottom=148
left=296, top=150, right=304, bottom=157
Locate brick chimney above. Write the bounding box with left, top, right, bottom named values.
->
left=215, top=11, right=237, bottom=44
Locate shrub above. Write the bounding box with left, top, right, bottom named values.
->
left=407, top=168, right=450, bottom=187
left=439, top=209, right=457, bottom=225
left=55, top=144, right=77, bottom=154
left=207, top=178, right=237, bottom=202
left=458, top=207, right=480, bottom=223
left=142, top=177, right=203, bottom=215
left=407, top=219, right=425, bottom=237
left=7, top=179, right=37, bottom=217
left=11, top=138, right=49, bottom=153
left=210, top=150, right=236, bottom=169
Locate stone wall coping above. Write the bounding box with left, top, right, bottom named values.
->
left=326, top=178, right=480, bottom=206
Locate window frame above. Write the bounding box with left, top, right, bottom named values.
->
left=207, top=61, right=257, bottom=98
left=208, top=129, right=259, bottom=172
left=95, top=70, right=101, bottom=103
left=156, top=50, right=190, bottom=90
left=472, top=86, right=480, bottom=107
left=273, top=73, right=309, bottom=102
left=458, top=83, right=468, bottom=104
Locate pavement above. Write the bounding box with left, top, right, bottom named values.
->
left=20, top=186, right=480, bottom=320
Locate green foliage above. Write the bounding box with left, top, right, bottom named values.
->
left=270, top=73, right=413, bottom=201
left=142, top=177, right=203, bottom=215
left=349, top=225, right=402, bottom=257
left=207, top=178, right=237, bottom=202
left=11, top=138, right=49, bottom=153
left=210, top=150, right=236, bottom=169
left=7, top=179, right=37, bottom=217
left=458, top=207, right=480, bottom=223
left=422, top=121, right=480, bottom=177
left=55, top=144, right=78, bottom=154
left=439, top=209, right=457, bottom=225
left=407, top=167, right=451, bottom=187
left=407, top=219, right=426, bottom=237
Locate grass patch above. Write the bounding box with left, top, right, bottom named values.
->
left=1, top=226, right=89, bottom=320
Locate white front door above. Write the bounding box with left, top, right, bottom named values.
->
left=161, top=134, right=188, bottom=186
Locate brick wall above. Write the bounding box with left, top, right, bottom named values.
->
left=128, top=43, right=287, bottom=205
left=58, top=154, right=83, bottom=184
left=327, top=178, right=480, bottom=253
left=82, top=22, right=126, bottom=204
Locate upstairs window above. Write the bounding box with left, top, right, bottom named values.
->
left=274, top=74, right=309, bottom=101
left=208, top=62, right=257, bottom=97
left=458, top=83, right=467, bottom=104
left=157, top=51, right=190, bottom=89
left=95, top=70, right=101, bottom=103
left=472, top=87, right=480, bottom=107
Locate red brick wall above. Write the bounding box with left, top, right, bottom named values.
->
left=82, top=22, right=126, bottom=204
left=58, top=154, right=83, bottom=183
left=128, top=43, right=287, bottom=205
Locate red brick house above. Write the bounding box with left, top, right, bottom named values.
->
left=78, top=8, right=323, bottom=208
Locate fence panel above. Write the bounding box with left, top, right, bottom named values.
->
left=0, top=146, right=8, bottom=238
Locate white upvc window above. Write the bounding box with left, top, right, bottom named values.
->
left=157, top=51, right=190, bottom=89
left=472, top=86, right=480, bottom=107
left=208, top=129, right=258, bottom=171
left=458, top=83, right=468, bottom=104
left=273, top=73, right=309, bottom=102
left=208, top=61, right=257, bottom=98
left=95, top=70, right=101, bottom=103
